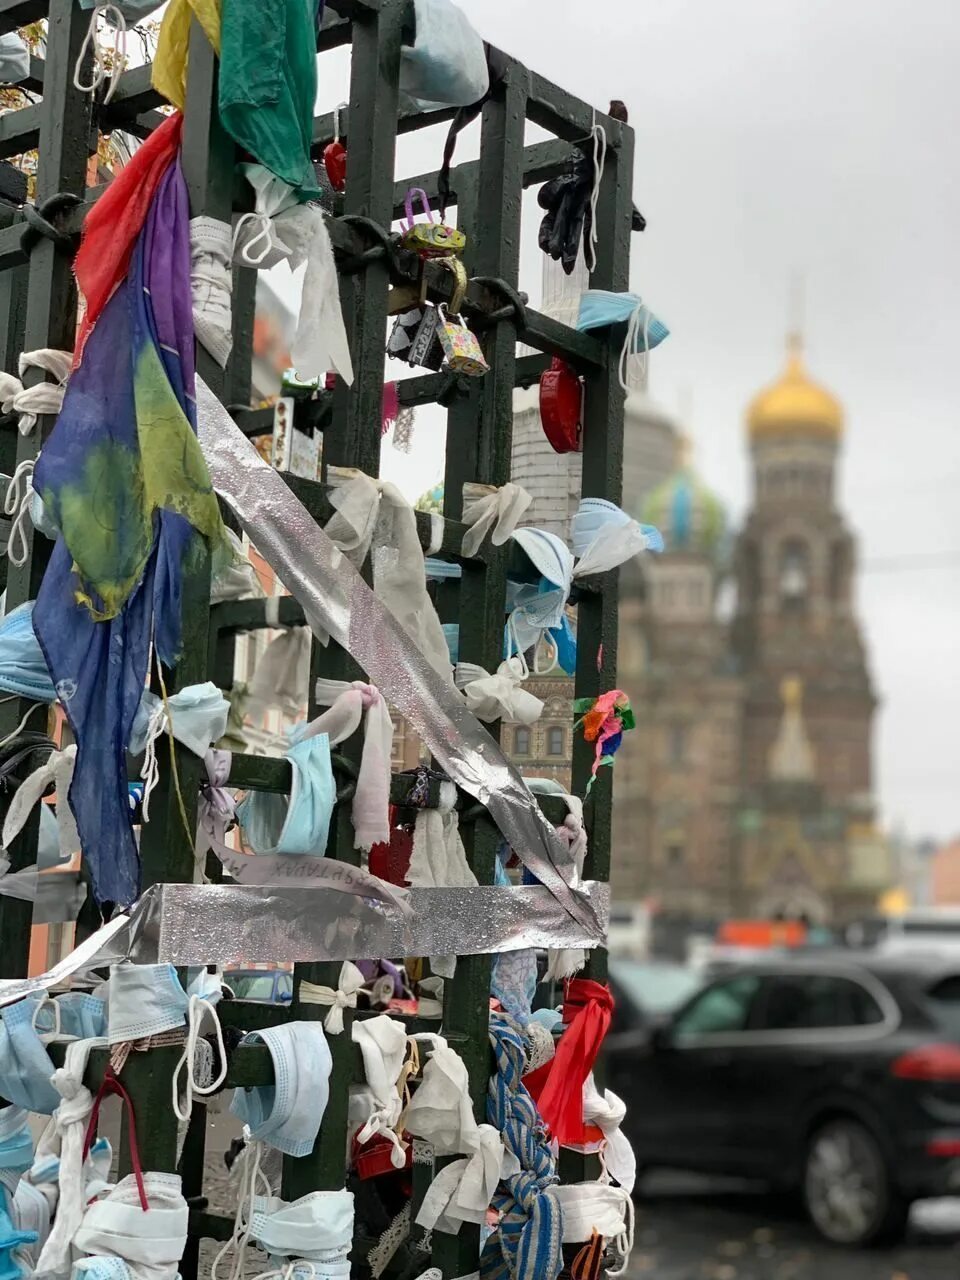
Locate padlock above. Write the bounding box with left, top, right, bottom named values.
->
left=322, top=103, right=348, bottom=192
left=408, top=305, right=445, bottom=371
left=436, top=305, right=488, bottom=378
left=400, top=187, right=466, bottom=258
left=539, top=356, right=583, bottom=452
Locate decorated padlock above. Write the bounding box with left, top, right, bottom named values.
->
left=436, top=305, right=488, bottom=377
left=408, top=305, right=445, bottom=370
left=401, top=187, right=466, bottom=258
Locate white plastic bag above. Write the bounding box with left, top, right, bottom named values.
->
left=400, top=0, right=489, bottom=111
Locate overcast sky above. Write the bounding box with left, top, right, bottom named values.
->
left=303, top=1, right=960, bottom=842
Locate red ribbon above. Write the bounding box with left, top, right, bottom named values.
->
left=523, top=979, right=614, bottom=1145
left=74, top=112, right=184, bottom=362
left=83, top=1067, right=149, bottom=1212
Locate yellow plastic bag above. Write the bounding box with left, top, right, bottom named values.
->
left=152, top=0, right=221, bottom=110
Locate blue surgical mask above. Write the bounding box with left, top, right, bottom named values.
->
left=185, top=968, right=223, bottom=1006
left=442, top=624, right=460, bottom=666
left=570, top=497, right=664, bottom=562
left=31, top=993, right=107, bottom=1044
left=424, top=559, right=462, bottom=582
left=231, top=1023, right=332, bottom=1158
left=576, top=290, right=669, bottom=351
left=237, top=734, right=335, bottom=858
left=0, top=1194, right=34, bottom=1280
left=0, top=603, right=56, bottom=704
left=0, top=1108, right=31, bottom=1198
left=106, top=965, right=189, bottom=1045
left=510, top=528, right=574, bottom=590
left=28, top=494, right=58, bottom=543
left=129, top=682, right=230, bottom=759
left=0, top=1002, right=58, bottom=1114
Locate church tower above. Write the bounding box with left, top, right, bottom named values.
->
left=733, top=336, right=875, bottom=810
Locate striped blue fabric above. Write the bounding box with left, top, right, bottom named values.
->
left=480, top=1014, right=563, bottom=1280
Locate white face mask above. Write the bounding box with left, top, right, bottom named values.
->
left=230, top=1023, right=332, bottom=1159
left=72, top=1173, right=188, bottom=1280
left=548, top=1182, right=635, bottom=1275
left=251, top=1189, right=354, bottom=1277
left=106, top=965, right=189, bottom=1045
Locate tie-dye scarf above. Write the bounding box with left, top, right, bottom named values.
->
left=34, top=151, right=224, bottom=907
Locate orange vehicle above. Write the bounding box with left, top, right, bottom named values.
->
left=716, top=919, right=808, bottom=949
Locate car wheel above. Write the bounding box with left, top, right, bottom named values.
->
left=803, top=1118, right=908, bottom=1246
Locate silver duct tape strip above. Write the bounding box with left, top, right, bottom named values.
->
left=196, top=378, right=599, bottom=936
left=0, top=879, right=609, bottom=1004
left=130, top=881, right=610, bottom=965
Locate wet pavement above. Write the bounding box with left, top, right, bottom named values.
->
left=626, top=1173, right=960, bottom=1279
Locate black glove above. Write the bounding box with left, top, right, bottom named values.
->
left=537, top=150, right=595, bottom=275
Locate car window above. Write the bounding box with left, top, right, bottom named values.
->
left=923, top=974, right=960, bottom=1034
left=228, top=974, right=277, bottom=1001
left=756, top=974, right=885, bottom=1031
left=672, top=974, right=762, bottom=1040
left=276, top=973, right=294, bottom=1001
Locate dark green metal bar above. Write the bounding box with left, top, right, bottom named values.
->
left=0, top=0, right=93, bottom=979
left=324, top=0, right=404, bottom=475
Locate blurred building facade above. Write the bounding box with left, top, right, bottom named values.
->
left=612, top=335, right=892, bottom=929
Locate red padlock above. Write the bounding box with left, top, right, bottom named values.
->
left=323, top=140, right=347, bottom=192
left=323, top=103, right=348, bottom=192
left=539, top=357, right=583, bottom=453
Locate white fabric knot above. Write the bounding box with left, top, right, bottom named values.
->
left=581, top=1074, right=636, bottom=1195
left=324, top=468, right=451, bottom=682
left=408, top=785, right=476, bottom=980
left=34, top=1037, right=108, bottom=1280
left=454, top=657, right=544, bottom=726
left=460, top=481, right=532, bottom=559
left=306, top=681, right=394, bottom=851
left=2, top=744, right=79, bottom=864
left=543, top=792, right=589, bottom=984
left=0, top=349, right=71, bottom=435
left=299, top=962, right=366, bottom=1035
left=191, top=217, right=234, bottom=369
left=415, top=1125, right=503, bottom=1234
left=351, top=1016, right=409, bottom=1168
left=234, top=165, right=352, bottom=384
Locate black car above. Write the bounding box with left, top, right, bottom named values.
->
left=607, top=952, right=960, bottom=1246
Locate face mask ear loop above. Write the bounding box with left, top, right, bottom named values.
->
left=232, top=213, right=275, bottom=267
left=533, top=630, right=560, bottom=677
left=4, top=458, right=35, bottom=568
left=606, top=1188, right=634, bottom=1277
left=73, top=5, right=127, bottom=105
left=156, top=664, right=206, bottom=876
left=0, top=702, right=44, bottom=752
left=31, top=994, right=59, bottom=1040
left=505, top=610, right=530, bottom=681
left=585, top=111, right=607, bottom=275
left=210, top=1133, right=271, bottom=1280
left=172, top=994, right=228, bottom=1123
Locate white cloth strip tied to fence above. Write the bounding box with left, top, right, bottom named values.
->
left=460, top=481, right=532, bottom=559
left=405, top=1039, right=506, bottom=1235
left=351, top=1015, right=409, bottom=1168
left=454, top=657, right=544, bottom=726
left=408, top=780, right=477, bottom=979
left=311, top=678, right=394, bottom=850
left=299, top=962, right=366, bottom=1035
left=324, top=467, right=453, bottom=682
left=2, top=745, right=79, bottom=866
left=32, top=1036, right=109, bottom=1280
left=579, top=1074, right=636, bottom=1196
left=0, top=349, right=71, bottom=435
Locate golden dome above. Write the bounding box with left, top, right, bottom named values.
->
left=747, top=335, right=843, bottom=440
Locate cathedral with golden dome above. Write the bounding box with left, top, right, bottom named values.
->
left=610, top=335, right=892, bottom=937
